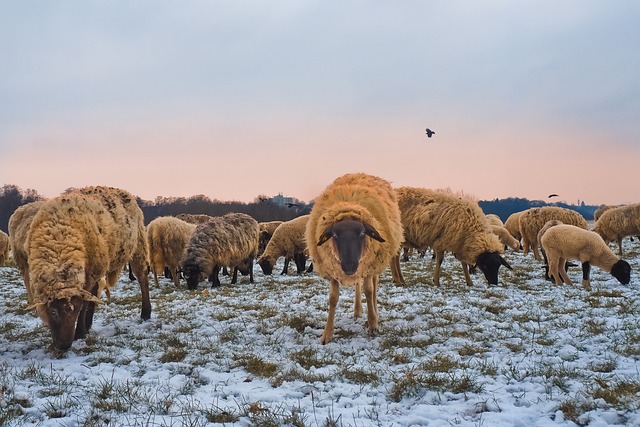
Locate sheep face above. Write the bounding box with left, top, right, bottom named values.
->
left=610, top=260, right=631, bottom=284
left=42, top=296, right=85, bottom=351
left=258, top=256, right=275, bottom=275
left=181, top=262, right=202, bottom=290
left=317, top=219, right=385, bottom=276
left=475, top=252, right=512, bottom=285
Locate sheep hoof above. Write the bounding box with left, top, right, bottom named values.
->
left=320, top=331, right=332, bottom=345
left=582, top=280, right=592, bottom=291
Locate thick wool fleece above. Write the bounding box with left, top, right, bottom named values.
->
left=518, top=207, right=588, bottom=260
left=396, top=187, right=504, bottom=265
left=147, top=216, right=197, bottom=285
left=594, top=203, right=640, bottom=253
left=306, top=173, right=403, bottom=286
left=259, top=215, right=309, bottom=266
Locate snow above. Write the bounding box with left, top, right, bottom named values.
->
left=1, top=244, right=639, bottom=427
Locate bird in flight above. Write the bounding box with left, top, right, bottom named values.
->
left=425, top=128, right=435, bottom=138
left=548, top=194, right=559, bottom=198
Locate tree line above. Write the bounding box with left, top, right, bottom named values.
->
left=0, top=184, right=600, bottom=234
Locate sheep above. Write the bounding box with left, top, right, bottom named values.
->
left=0, top=230, right=9, bottom=266
left=504, top=211, right=524, bottom=244
left=485, top=214, right=504, bottom=227
left=518, top=207, right=588, bottom=261
left=147, top=216, right=197, bottom=287
left=8, top=200, right=46, bottom=304
left=180, top=212, right=259, bottom=289
left=593, top=204, right=619, bottom=221
left=258, top=215, right=310, bottom=275
left=26, top=186, right=151, bottom=351
left=593, top=203, right=640, bottom=256
left=490, top=224, right=520, bottom=250
left=306, top=173, right=403, bottom=344
left=175, top=213, right=213, bottom=224
left=391, top=186, right=511, bottom=287
left=540, top=224, right=631, bottom=290
left=536, top=219, right=568, bottom=281
left=258, top=220, right=284, bottom=255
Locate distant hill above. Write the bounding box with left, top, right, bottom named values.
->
left=478, top=197, right=597, bottom=222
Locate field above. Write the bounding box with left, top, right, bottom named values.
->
left=1, top=242, right=639, bottom=427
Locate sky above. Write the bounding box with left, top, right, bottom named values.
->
left=1, top=1, right=640, bottom=205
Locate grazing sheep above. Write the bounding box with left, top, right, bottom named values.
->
left=391, top=186, right=512, bottom=287
left=593, top=204, right=620, bottom=221
left=593, top=203, right=640, bottom=256
left=147, top=216, right=197, bottom=287
left=0, top=230, right=9, bottom=266
left=258, top=215, right=310, bottom=275
left=175, top=213, right=213, bottom=224
left=8, top=200, right=47, bottom=304
left=518, top=207, right=588, bottom=261
left=504, top=211, right=524, bottom=244
left=485, top=214, right=504, bottom=227
left=258, top=221, right=283, bottom=255
left=541, top=224, right=631, bottom=289
left=490, top=225, right=520, bottom=250
left=180, top=212, right=259, bottom=289
left=536, top=219, right=566, bottom=281
left=27, top=186, right=151, bottom=351
left=306, top=173, right=403, bottom=344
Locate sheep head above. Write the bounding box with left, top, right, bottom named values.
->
left=474, top=252, right=512, bottom=285
left=257, top=255, right=275, bottom=275
left=317, top=218, right=384, bottom=275
left=181, top=261, right=202, bottom=290
left=610, top=260, right=631, bottom=284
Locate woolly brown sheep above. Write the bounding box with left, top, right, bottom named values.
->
left=518, top=207, right=588, bottom=261
left=180, top=212, right=259, bottom=289
left=491, top=224, right=520, bottom=251
left=147, top=216, right=197, bottom=287
left=7, top=200, right=46, bottom=303
left=593, top=203, right=640, bottom=256
left=0, top=230, right=9, bottom=266
left=485, top=214, right=504, bottom=227
left=306, top=173, right=403, bottom=344
left=504, top=211, right=524, bottom=244
left=27, top=186, right=151, bottom=351
left=175, top=213, right=213, bottom=224
left=392, top=187, right=511, bottom=287
left=258, top=221, right=283, bottom=255
left=541, top=224, right=631, bottom=289
left=258, top=215, right=310, bottom=275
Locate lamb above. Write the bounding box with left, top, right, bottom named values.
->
left=306, top=173, right=403, bottom=344
left=540, top=224, right=631, bottom=289
left=490, top=224, right=520, bottom=250
left=504, top=211, right=524, bottom=244
left=593, top=203, right=640, bottom=256
left=180, top=212, right=259, bottom=289
left=0, top=230, right=9, bottom=266
left=26, top=186, right=151, bottom=351
left=8, top=200, right=46, bottom=304
left=518, top=206, right=588, bottom=261
left=391, top=186, right=511, bottom=287
left=258, top=215, right=311, bottom=275
left=147, top=216, right=197, bottom=287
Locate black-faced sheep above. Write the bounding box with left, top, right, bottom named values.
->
left=258, top=215, right=310, bottom=275
left=306, top=173, right=403, bottom=345
left=0, top=230, right=9, bottom=266
left=180, top=212, right=259, bottom=289
left=593, top=203, right=640, bottom=256
left=392, top=186, right=512, bottom=287
left=27, top=186, right=151, bottom=351
left=147, top=216, right=197, bottom=287
left=258, top=220, right=283, bottom=255
left=518, top=207, right=588, bottom=261
left=7, top=201, right=46, bottom=303
left=540, top=224, right=632, bottom=290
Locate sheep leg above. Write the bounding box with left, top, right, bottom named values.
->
left=294, top=252, right=305, bottom=274
left=209, top=265, right=221, bottom=287
left=390, top=254, right=405, bottom=285
left=172, top=267, right=181, bottom=288
left=532, top=242, right=541, bottom=261
left=248, top=259, right=254, bottom=283
left=581, top=261, right=591, bottom=290
left=461, top=262, right=474, bottom=286
left=354, top=281, right=362, bottom=319
left=306, top=262, right=313, bottom=273
left=321, top=279, right=340, bottom=345
left=433, top=251, right=445, bottom=286
left=617, top=238, right=623, bottom=256
left=363, top=276, right=379, bottom=335
left=547, top=255, right=562, bottom=285
left=230, top=267, right=239, bottom=284
left=558, top=257, right=573, bottom=286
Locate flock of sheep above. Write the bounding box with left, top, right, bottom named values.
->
left=0, top=173, right=636, bottom=351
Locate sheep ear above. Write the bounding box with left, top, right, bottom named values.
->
left=500, top=256, right=513, bottom=270
left=317, top=227, right=335, bottom=246
left=364, top=222, right=385, bottom=243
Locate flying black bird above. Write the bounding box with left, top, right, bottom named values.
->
left=548, top=194, right=559, bottom=198
left=425, top=128, right=435, bottom=138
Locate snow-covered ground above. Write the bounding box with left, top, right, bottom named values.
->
left=1, top=243, right=639, bottom=427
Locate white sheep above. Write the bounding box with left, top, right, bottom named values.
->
left=27, top=186, right=151, bottom=351
left=518, top=207, right=588, bottom=261
left=258, top=215, right=311, bottom=275
left=306, top=173, right=403, bottom=344
left=180, top=212, right=259, bottom=288
left=593, top=203, right=640, bottom=256
left=7, top=200, right=46, bottom=304
left=540, top=224, right=632, bottom=289
left=0, top=230, right=9, bottom=266
left=392, top=186, right=512, bottom=287
left=147, top=216, right=197, bottom=287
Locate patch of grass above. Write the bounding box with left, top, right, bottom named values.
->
left=341, top=365, right=379, bottom=385
left=204, top=405, right=241, bottom=423
left=591, top=377, right=640, bottom=409
left=233, top=353, right=279, bottom=378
